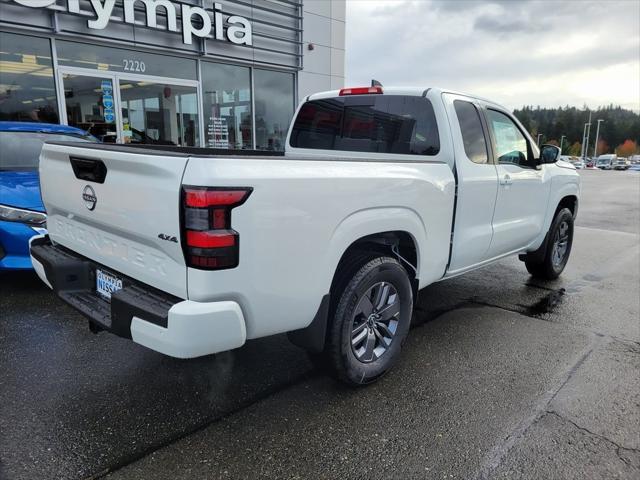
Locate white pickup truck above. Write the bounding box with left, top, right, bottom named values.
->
left=31, top=86, right=580, bottom=385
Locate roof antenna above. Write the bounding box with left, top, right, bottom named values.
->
left=371, top=79, right=383, bottom=87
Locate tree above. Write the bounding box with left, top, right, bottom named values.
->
left=568, top=141, right=582, bottom=156
left=596, top=139, right=609, bottom=156
left=512, top=105, right=640, bottom=155
left=616, top=140, right=638, bottom=157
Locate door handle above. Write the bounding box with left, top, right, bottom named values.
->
left=70, top=157, right=108, bottom=184
left=499, top=174, right=512, bottom=186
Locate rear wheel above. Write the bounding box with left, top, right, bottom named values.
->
left=525, top=208, right=574, bottom=280
left=323, top=256, right=413, bottom=385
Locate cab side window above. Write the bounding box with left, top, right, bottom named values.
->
left=454, top=100, right=488, bottom=164
left=486, top=109, right=530, bottom=168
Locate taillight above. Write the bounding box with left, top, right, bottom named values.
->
left=339, top=86, right=383, bottom=96
left=182, top=186, right=252, bottom=270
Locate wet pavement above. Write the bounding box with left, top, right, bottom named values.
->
left=1, top=170, right=638, bottom=479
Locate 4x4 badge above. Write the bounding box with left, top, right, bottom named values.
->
left=158, top=233, right=178, bottom=243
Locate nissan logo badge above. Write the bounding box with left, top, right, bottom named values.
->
left=82, top=185, right=97, bottom=211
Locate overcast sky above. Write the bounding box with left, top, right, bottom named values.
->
left=345, top=0, right=640, bottom=111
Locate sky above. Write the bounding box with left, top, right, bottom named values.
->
left=345, top=0, right=640, bottom=111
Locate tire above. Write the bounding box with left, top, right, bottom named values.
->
left=323, top=255, right=413, bottom=386
left=525, top=208, right=574, bottom=280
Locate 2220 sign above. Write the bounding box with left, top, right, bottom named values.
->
left=123, top=59, right=146, bottom=73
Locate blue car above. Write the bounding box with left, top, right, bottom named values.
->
left=0, top=122, right=96, bottom=270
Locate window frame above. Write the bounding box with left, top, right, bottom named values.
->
left=482, top=107, right=537, bottom=170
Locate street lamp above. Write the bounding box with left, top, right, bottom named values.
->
left=559, top=135, right=566, bottom=154
left=582, top=111, right=592, bottom=160
left=537, top=133, right=543, bottom=147
left=581, top=121, right=591, bottom=160
left=593, top=119, right=604, bottom=158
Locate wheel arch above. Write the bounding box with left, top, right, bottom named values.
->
left=288, top=208, right=425, bottom=353
left=326, top=208, right=426, bottom=292
left=556, top=194, right=578, bottom=218
left=528, top=180, right=580, bottom=253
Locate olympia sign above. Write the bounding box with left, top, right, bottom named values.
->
left=12, top=0, right=253, bottom=46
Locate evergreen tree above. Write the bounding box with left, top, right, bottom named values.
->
left=513, top=106, right=640, bottom=155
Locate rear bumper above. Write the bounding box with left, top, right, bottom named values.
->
left=29, top=235, right=246, bottom=358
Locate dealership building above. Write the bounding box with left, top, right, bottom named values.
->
left=0, top=0, right=346, bottom=150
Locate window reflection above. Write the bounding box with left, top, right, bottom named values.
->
left=487, top=110, right=529, bottom=166
left=254, top=69, right=294, bottom=151
left=57, top=41, right=197, bottom=80
left=454, top=100, right=488, bottom=164
left=201, top=62, right=252, bottom=149
left=0, top=32, right=59, bottom=123
left=120, top=81, right=199, bottom=146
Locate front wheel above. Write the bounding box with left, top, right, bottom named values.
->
left=525, top=208, right=574, bottom=280
left=324, top=256, right=413, bottom=386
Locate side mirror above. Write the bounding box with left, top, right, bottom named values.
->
left=539, top=144, right=561, bottom=164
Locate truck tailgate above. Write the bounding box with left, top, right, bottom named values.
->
left=39, top=142, right=189, bottom=298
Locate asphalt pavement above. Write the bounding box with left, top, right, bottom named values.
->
left=1, top=169, right=638, bottom=480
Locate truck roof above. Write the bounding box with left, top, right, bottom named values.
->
left=306, top=86, right=506, bottom=110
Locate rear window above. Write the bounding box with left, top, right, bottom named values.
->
left=289, top=95, right=440, bottom=156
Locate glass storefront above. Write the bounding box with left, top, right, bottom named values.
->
left=0, top=31, right=59, bottom=123
left=255, top=69, right=295, bottom=151
left=119, top=81, right=199, bottom=146
left=56, top=41, right=198, bottom=80
left=0, top=32, right=297, bottom=151
left=201, top=62, right=252, bottom=150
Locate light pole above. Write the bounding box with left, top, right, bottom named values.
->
left=593, top=119, right=604, bottom=158
left=584, top=111, right=592, bottom=159
left=537, top=133, right=543, bottom=147
left=581, top=122, right=590, bottom=159
left=559, top=135, right=566, bottom=154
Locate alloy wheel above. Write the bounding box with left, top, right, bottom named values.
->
left=350, top=282, right=400, bottom=363
left=551, top=220, right=570, bottom=268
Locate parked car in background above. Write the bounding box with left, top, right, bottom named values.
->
left=596, top=154, right=616, bottom=170
left=628, top=163, right=640, bottom=172
left=571, top=159, right=585, bottom=169
left=0, top=122, right=96, bottom=270
left=613, top=158, right=629, bottom=170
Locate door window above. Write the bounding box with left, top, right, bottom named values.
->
left=63, top=74, right=118, bottom=143
left=486, top=110, right=530, bottom=167
left=454, top=100, right=488, bottom=164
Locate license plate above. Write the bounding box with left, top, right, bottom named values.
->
left=96, top=269, right=123, bottom=300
